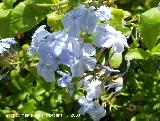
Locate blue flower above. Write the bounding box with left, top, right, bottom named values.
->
left=95, top=6, right=111, bottom=21
left=30, top=28, right=72, bottom=82
left=80, top=6, right=98, bottom=34
left=63, top=5, right=99, bottom=36
left=29, top=25, right=50, bottom=54
left=37, top=61, right=56, bottom=82
left=78, top=96, right=106, bottom=121
left=46, top=31, right=69, bottom=56
left=84, top=78, right=102, bottom=100
left=94, top=24, right=129, bottom=54
left=87, top=102, right=106, bottom=121
left=67, top=39, right=96, bottom=77
left=37, top=41, right=61, bottom=70
left=0, top=38, right=16, bottom=54
left=78, top=96, right=94, bottom=115
left=62, top=5, right=86, bottom=37
left=106, top=77, right=123, bottom=92
left=57, top=71, right=73, bottom=88
left=57, top=71, right=74, bottom=96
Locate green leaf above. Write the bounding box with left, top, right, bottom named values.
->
left=10, top=2, right=48, bottom=33
left=125, top=48, right=151, bottom=60
left=22, top=44, right=29, bottom=52
left=151, top=43, right=160, bottom=52
left=10, top=70, right=27, bottom=90
left=132, top=36, right=140, bottom=48
left=34, top=111, right=53, bottom=121
left=0, top=1, right=52, bottom=38
left=18, top=92, right=29, bottom=101
left=107, top=8, right=131, bottom=36
left=28, top=0, right=54, bottom=4
left=157, top=34, right=160, bottom=40
left=47, top=12, right=64, bottom=29
left=131, top=114, right=150, bottom=121
left=21, top=99, right=37, bottom=113
left=111, top=8, right=130, bottom=22
left=140, top=8, right=160, bottom=50
left=34, top=88, right=46, bottom=96
left=109, top=49, right=122, bottom=68
left=33, top=87, right=46, bottom=101
left=0, top=9, right=11, bottom=37
left=151, top=43, right=160, bottom=56
left=50, top=92, right=62, bottom=108
left=47, top=12, right=63, bottom=22
left=0, top=9, right=11, bottom=18
left=107, top=21, right=131, bottom=36
left=2, top=0, right=17, bottom=9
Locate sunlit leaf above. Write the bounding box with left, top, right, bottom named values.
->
left=125, top=48, right=151, bottom=60
left=140, top=8, right=160, bottom=50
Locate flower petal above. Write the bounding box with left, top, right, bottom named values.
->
left=82, top=43, right=96, bottom=56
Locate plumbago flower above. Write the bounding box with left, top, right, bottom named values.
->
left=29, top=4, right=130, bottom=121
left=62, top=4, right=112, bottom=37
left=29, top=25, right=50, bottom=54
left=80, top=6, right=98, bottom=34
left=57, top=71, right=74, bottom=96
left=37, top=61, right=56, bottom=82
left=95, top=6, right=111, bottom=21
left=57, top=71, right=72, bottom=88
left=88, top=102, right=106, bottom=121
left=36, top=44, right=60, bottom=82
left=62, top=5, right=86, bottom=37
left=29, top=26, right=70, bottom=82
left=83, top=77, right=102, bottom=100
left=46, top=31, right=69, bottom=56
left=0, top=38, right=16, bottom=54
left=78, top=96, right=106, bottom=121
left=67, top=39, right=96, bottom=77
left=105, top=77, right=123, bottom=92
left=94, top=24, right=129, bottom=54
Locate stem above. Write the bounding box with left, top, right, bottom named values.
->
left=105, top=51, right=114, bottom=65
left=32, top=4, right=55, bottom=7
left=0, top=66, right=8, bottom=74
left=30, top=1, right=68, bottom=8
left=104, top=74, right=121, bottom=81
left=122, top=59, right=130, bottom=76
left=9, top=62, right=22, bottom=65
left=31, top=0, right=95, bottom=8
left=96, top=47, right=105, bottom=61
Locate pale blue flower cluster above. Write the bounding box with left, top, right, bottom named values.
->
left=77, top=75, right=106, bottom=120
left=62, top=5, right=111, bottom=37
left=29, top=23, right=97, bottom=81
left=84, top=77, right=102, bottom=100
left=97, top=64, right=124, bottom=92
left=29, top=4, right=129, bottom=121
left=78, top=96, right=106, bottom=121
left=0, top=38, right=16, bottom=54
left=30, top=26, right=72, bottom=82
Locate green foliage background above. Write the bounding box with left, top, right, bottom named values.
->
left=0, top=0, right=160, bottom=121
